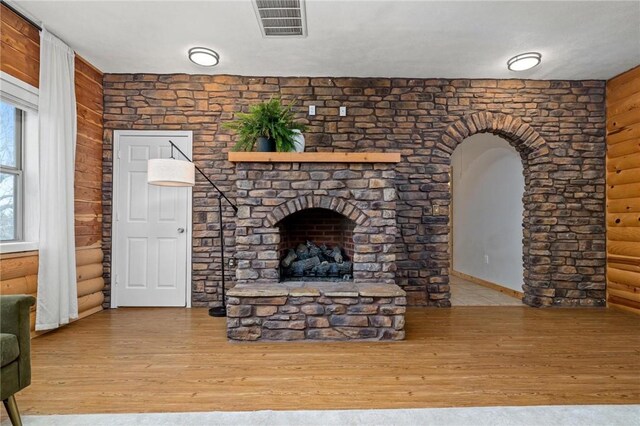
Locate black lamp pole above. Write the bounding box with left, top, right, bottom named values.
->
left=168, top=141, right=237, bottom=317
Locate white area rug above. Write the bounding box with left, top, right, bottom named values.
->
left=9, top=405, right=640, bottom=426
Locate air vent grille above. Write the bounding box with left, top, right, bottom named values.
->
left=253, top=0, right=307, bottom=37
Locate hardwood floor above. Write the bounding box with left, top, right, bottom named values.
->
left=13, top=307, right=640, bottom=415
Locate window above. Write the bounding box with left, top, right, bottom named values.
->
left=0, top=101, right=24, bottom=241
left=0, top=71, right=39, bottom=253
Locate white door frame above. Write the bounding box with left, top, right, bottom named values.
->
left=111, top=130, right=193, bottom=308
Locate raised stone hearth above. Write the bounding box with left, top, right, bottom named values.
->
left=226, top=282, right=406, bottom=341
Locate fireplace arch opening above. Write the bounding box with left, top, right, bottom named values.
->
left=277, top=208, right=355, bottom=282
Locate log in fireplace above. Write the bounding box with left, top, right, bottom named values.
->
left=278, top=208, right=354, bottom=281
left=280, top=240, right=353, bottom=281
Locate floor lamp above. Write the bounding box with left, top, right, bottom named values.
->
left=147, top=141, right=237, bottom=317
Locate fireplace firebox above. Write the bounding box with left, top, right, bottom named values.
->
left=278, top=208, right=355, bottom=282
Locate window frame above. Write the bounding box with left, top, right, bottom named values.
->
left=0, top=71, right=39, bottom=254
left=0, top=104, right=25, bottom=242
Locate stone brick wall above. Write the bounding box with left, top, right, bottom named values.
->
left=102, top=75, right=606, bottom=308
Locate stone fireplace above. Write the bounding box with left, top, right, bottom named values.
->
left=227, top=153, right=406, bottom=341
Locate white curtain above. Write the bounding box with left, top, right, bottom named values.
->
left=36, top=29, right=78, bottom=331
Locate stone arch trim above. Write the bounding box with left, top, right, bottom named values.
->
left=265, top=195, right=371, bottom=228
left=441, top=112, right=547, bottom=158
left=439, top=112, right=553, bottom=307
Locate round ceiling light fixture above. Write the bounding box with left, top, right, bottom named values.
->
left=507, top=52, right=541, bottom=71
left=188, top=47, right=220, bottom=67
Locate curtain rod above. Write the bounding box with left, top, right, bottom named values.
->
left=1, top=0, right=42, bottom=31
left=1, top=0, right=76, bottom=55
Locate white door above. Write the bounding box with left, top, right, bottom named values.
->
left=113, top=131, right=192, bottom=307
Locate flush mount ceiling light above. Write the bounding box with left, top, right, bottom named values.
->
left=188, top=47, right=220, bottom=67
left=507, top=52, right=542, bottom=71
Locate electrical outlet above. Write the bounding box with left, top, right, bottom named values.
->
left=309, top=105, right=316, bottom=116
left=484, top=254, right=489, bottom=264
left=339, top=106, right=347, bottom=117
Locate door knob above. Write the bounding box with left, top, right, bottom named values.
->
left=177, top=227, right=185, bottom=233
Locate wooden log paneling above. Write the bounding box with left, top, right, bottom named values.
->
left=76, top=248, right=103, bottom=266
left=608, top=227, right=640, bottom=242
left=607, top=152, right=640, bottom=172
left=609, top=281, right=640, bottom=294
left=607, top=138, right=640, bottom=159
left=0, top=275, right=37, bottom=295
left=0, top=6, right=105, bottom=332
left=607, top=68, right=640, bottom=101
left=608, top=254, right=640, bottom=273
left=77, top=291, right=104, bottom=313
left=3, top=248, right=108, bottom=334
left=607, top=197, right=640, bottom=213
left=75, top=54, right=104, bottom=249
left=0, top=4, right=39, bottom=87
left=608, top=241, right=640, bottom=258
left=77, top=278, right=105, bottom=298
left=608, top=182, right=640, bottom=199
left=0, top=254, right=38, bottom=280
left=607, top=212, right=640, bottom=227
left=608, top=268, right=640, bottom=288
left=607, top=168, right=640, bottom=186
left=76, top=263, right=104, bottom=282
left=608, top=121, right=640, bottom=145
left=607, top=65, right=640, bottom=314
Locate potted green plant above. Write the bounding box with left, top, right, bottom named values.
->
left=224, top=98, right=307, bottom=152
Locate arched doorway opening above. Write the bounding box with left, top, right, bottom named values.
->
left=450, top=134, right=524, bottom=305
left=436, top=112, right=551, bottom=308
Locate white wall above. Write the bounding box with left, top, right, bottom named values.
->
left=452, top=133, right=525, bottom=292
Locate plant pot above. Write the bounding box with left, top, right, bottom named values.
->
left=256, top=137, right=276, bottom=152
left=292, top=129, right=305, bottom=152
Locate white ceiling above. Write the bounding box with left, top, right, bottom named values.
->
left=12, top=0, right=640, bottom=79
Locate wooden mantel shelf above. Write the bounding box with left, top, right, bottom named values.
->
left=228, top=152, right=401, bottom=163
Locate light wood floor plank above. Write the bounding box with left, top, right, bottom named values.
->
left=12, top=307, right=640, bottom=415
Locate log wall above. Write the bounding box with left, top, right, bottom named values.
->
left=606, top=65, right=640, bottom=314
left=0, top=4, right=105, bottom=331
left=0, top=4, right=39, bottom=87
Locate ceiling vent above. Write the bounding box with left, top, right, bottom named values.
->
left=252, top=0, right=307, bottom=37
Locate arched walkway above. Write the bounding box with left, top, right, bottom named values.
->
left=450, top=133, right=525, bottom=305
left=441, top=112, right=552, bottom=307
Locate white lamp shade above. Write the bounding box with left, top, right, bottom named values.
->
left=147, top=158, right=195, bottom=187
